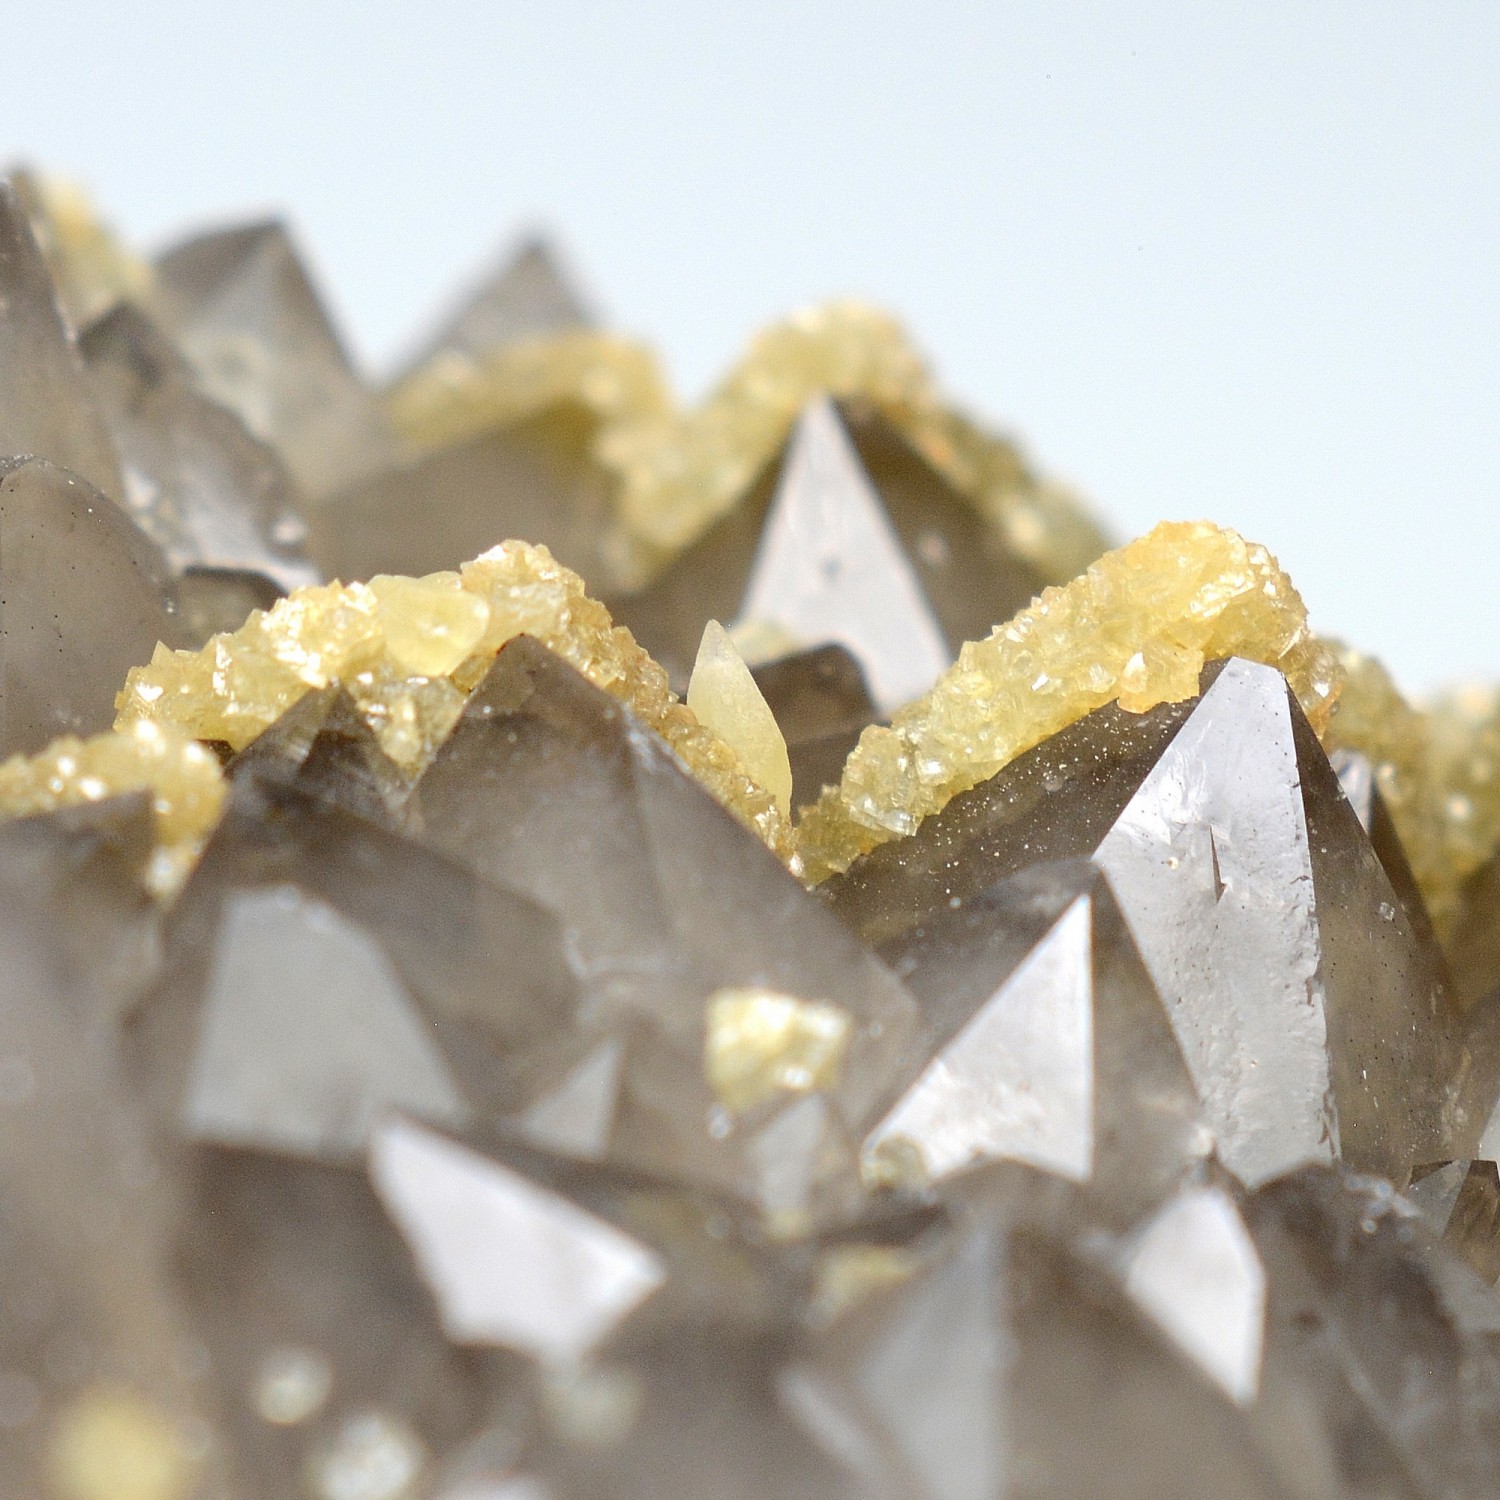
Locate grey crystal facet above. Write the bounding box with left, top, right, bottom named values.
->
left=409, top=635, right=917, bottom=1216
left=736, top=397, right=950, bottom=714
left=830, top=658, right=1472, bottom=1190
left=394, top=236, right=593, bottom=379
left=0, top=456, right=179, bottom=755
left=311, top=406, right=617, bottom=586
left=0, top=800, right=211, bottom=1497
left=751, top=644, right=878, bottom=810
left=184, top=884, right=468, bottom=1161
left=867, top=861, right=1206, bottom=1223
left=370, top=1116, right=666, bottom=1363
left=608, top=400, right=1047, bottom=691
left=154, top=219, right=398, bottom=497
left=0, top=179, right=123, bottom=497
left=81, top=301, right=321, bottom=597
left=1122, top=1184, right=1266, bottom=1404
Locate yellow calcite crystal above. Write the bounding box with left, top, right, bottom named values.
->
left=704, top=986, right=853, bottom=1114
left=114, top=542, right=795, bottom=862
left=47, top=1386, right=196, bottom=1500
left=797, top=520, right=1342, bottom=881
left=687, top=620, right=793, bottom=817
left=389, top=301, right=1110, bottom=593
left=0, top=721, right=224, bottom=897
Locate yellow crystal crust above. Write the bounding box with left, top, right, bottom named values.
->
left=797, top=520, right=1342, bottom=881
left=704, top=986, right=853, bottom=1115
left=114, top=543, right=795, bottom=864
left=0, top=721, right=224, bottom=897
left=389, top=301, right=1110, bottom=592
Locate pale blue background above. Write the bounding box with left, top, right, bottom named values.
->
left=3, top=2, right=1496, bottom=691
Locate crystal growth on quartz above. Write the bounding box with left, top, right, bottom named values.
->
left=798, top=518, right=1343, bottom=879
left=115, top=540, right=794, bottom=859
left=7, top=167, right=1500, bottom=1500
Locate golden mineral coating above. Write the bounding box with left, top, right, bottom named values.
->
left=388, top=300, right=1111, bottom=592
left=797, top=520, right=1344, bottom=882
left=114, top=541, right=796, bottom=863
left=0, top=721, right=225, bottom=897
left=703, top=986, right=853, bottom=1115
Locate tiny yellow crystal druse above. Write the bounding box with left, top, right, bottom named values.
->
left=0, top=721, right=224, bottom=896
left=704, top=986, right=853, bottom=1115
left=390, top=301, right=1110, bottom=592
left=798, top=521, right=1341, bottom=880
left=115, top=543, right=794, bottom=862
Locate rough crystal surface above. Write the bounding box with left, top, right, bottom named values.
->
left=115, top=540, right=794, bottom=860
left=0, top=720, right=223, bottom=895
left=799, top=520, right=1343, bottom=880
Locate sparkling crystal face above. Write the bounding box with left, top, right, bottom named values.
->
left=5, top=169, right=1500, bottom=1499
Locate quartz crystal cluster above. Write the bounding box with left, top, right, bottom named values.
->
left=4, top=171, right=1500, bottom=1500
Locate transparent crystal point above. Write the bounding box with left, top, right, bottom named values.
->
left=866, top=861, right=1206, bottom=1220
left=831, top=658, right=1471, bottom=1189
left=369, top=1117, right=665, bottom=1363
left=154, top=220, right=396, bottom=497
left=81, top=302, right=320, bottom=597
left=1123, top=1185, right=1266, bottom=1404
left=737, top=397, right=950, bottom=715
left=409, top=635, right=915, bottom=1216
left=0, top=179, right=122, bottom=497
left=396, top=236, right=593, bottom=379
left=184, top=884, right=467, bottom=1161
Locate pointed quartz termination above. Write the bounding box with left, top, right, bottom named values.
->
left=1122, top=1185, right=1266, bottom=1405
left=230, top=683, right=410, bottom=825
left=183, top=884, right=468, bottom=1161
left=131, top=771, right=582, bottom=1163
left=606, top=399, right=1048, bottom=693
left=787, top=1193, right=1288, bottom=1500
left=829, top=659, right=1472, bottom=1189
left=687, top=621, right=793, bottom=816
left=408, top=636, right=917, bottom=1220
left=0, top=180, right=123, bottom=497
left=153, top=220, right=397, bottom=497
left=865, top=862, right=1206, bottom=1223
left=370, top=1117, right=665, bottom=1363
left=81, top=303, right=321, bottom=604
left=396, top=236, right=593, bottom=379
left=736, top=397, right=951, bottom=715
left=0, top=457, right=180, bottom=757
left=310, top=404, right=619, bottom=586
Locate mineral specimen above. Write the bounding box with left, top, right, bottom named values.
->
left=5, top=169, right=1500, bottom=1500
